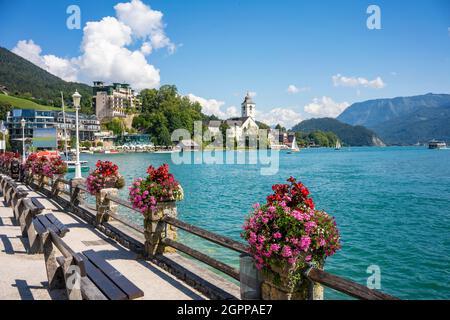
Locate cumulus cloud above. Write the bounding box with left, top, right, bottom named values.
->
left=286, top=85, right=310, bottom=94
left=304, top=96, right=350, bottom=118
left=76, top=16, right=160, bottom=89
left=114, top=0, right=176, bottom=53
left=12, top=40, right=77, bottom=81
left=332, top=74, right=386, bottom=89
left=11, top=0, right=175, bottom=90
left=187, top=94, right=238, bottom=119
left=258, top=108, right=303, bottom=129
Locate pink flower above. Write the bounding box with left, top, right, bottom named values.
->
left=270, top=244, right=280, bottom=252
left=300, top=236, right=311, bottom=251
left=273, top=232, right=282, bottom=239
left=281, top=245, right=292, bottom=258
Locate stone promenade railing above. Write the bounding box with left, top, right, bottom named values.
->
left=4, top=167, right=398, bottom=301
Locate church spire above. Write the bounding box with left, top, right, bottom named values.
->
left=241, top=92, right=256, bottom=119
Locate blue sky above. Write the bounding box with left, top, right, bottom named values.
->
left=1, top=0, right=449, bottom=127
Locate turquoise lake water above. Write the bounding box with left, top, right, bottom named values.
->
left=75, top=147, right=450, bottom=299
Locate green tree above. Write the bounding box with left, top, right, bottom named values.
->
left=103, top=118, right=125, bottom=135
left=132, top=85, right=205, bottom=146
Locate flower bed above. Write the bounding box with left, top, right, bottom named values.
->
left=242, top=177, right=341, bottom=299
left=129, top=164, right=183, bottom=214
left=86, top=160, right=125, bottom=195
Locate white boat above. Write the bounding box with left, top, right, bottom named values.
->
left=287, top=141, right=300, bottom=154
left=65, top=160, right=90, bottom=173
left=428, top=140, right=446, bottom=149
left=335, top=140, right=342, bottom=150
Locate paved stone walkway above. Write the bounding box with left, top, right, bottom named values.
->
left=0, top=185, right=207, bottom=300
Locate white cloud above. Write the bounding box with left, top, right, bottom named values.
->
left=11, top=0, right=174, bottom=90
left=76, top=16, right=160, bottom=89
left=12, top=40, right=77, bottom=81
left=258, top=108, right=303, bottom=129
left=304, top=96, right=350, bottom=118
left=42, top=55, right=78, bottom=82
left=332, top=74, right=386, bottom=89
left=114, top=0, right=176, bottom=53
left=226, top=106, right=239, bottom=118
left=287, top=85, right=299, bottom=94
left=286, top=85, right=310, bottom=94
left=140, top=42, right=153, bottom=55
left=187, top=94, right=238, bottom=119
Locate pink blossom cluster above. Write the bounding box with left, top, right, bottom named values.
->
left=129, top=178, right=157, bottom=214
left=242, top=177, right=341, bottom=271
left=128, top=164, right=183, bottom=215
left=26, top=153, right=67, bottom=178
left=85, top=160, right=124, bottom=195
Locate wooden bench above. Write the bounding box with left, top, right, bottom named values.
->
left=28, top=211, right=69, bottom=254
left=42, top=231, right=144, bottom=300
left=4, top=180, right=27, bottom=207
left=0, top=175, right=12, bottom=197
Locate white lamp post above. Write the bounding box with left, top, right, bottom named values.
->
left=21, top=118, right=26, bottom=163
left=0, top=121, right=7, bottom=153
left=72, top=90, right=82, bottom=179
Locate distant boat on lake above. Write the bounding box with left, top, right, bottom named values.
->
left=335, top=140, right=342, bottom=150
left=428, top=140, right=446, bottom=149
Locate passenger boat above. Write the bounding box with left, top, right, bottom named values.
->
left=428, top=140, right=446, bottom=149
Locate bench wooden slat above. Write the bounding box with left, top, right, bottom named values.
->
left=31, top=197, right=46, bottom=211
left=82, top=250, right=144, bottom=300
left=32, top=218, right=47, bottom=235
left=81, top=255, right=128, bottom=300
left=37, top=215, right=60, bottom=235
left=45, top=213, right=70, bottom=237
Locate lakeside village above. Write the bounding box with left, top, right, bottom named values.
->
left=0, top=82, right=341, bottom=161
left=0, top=83, right=398, bottom=301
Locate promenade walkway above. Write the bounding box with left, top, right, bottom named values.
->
left=0, top=184, right=207, bottom=300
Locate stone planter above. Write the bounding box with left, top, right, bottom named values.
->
left=143, top=201, right=178, bottom=257
left=38, top=175, right=49, bottom=188
left=261, top=262, right=324, bottom=300
left=95, top=188, right=119, bottom=223
left=53, top=175, right=66, bottom=194
left=104, top=176, right=118, bottom=189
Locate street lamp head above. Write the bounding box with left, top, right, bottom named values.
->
left=21, top=118, right=26, bottom=128
left=72, top=90, right=82, bottom=109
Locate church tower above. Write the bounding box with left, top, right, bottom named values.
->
left=241, top=92, right=256, bottom=119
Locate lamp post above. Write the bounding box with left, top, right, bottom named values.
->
left=72, top=90, right=82, bottom=179
left=21, top=118, right=26, bottom=163
left=0, top=121, right=7, bottom=153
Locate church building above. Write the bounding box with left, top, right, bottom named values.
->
left=207, top=92, right=259, bottom=143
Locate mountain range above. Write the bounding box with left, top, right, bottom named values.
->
left=292, top=118, right=385, bottom=146
left=0, top=47, right=93, bottom=113
left=337, top=93, right=450, bottom=145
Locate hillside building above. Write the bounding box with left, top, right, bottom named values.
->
left=93, top=81, right=142, bottom=122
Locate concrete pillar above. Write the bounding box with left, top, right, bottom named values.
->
left=95, top=188, right=118, bottom=224
left=143, top=201, right=177, bottom=257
